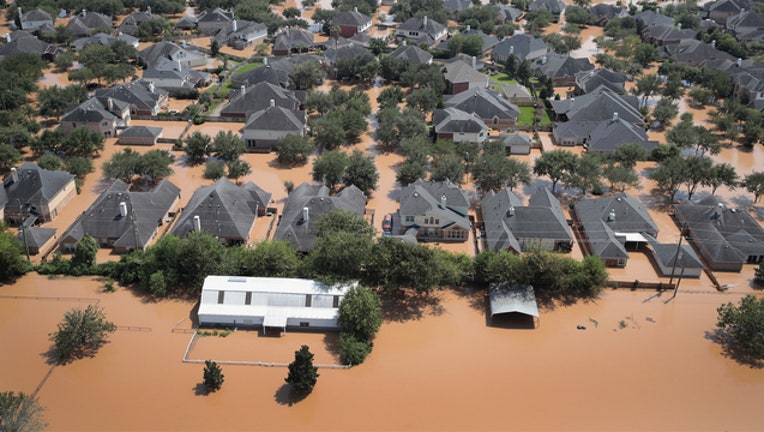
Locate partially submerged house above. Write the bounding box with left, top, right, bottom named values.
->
left=60, top=179, right=180, bottom=253
left=528, top=0, right=566, bottom=20
left=94, top=80, right=169, bottom=116
left=329, top=8, right=372, bottom=38
left=433, top=107, right=488, bottom=144
left=532, top=54, right=594, bottom=87
left=395, top=16, right=448, bottom=48
left=197, top=276, right=354, bottom=332
left=213, top=19, right=267, bottom=50
left=221, top=81, right=302, bottom=119
left=118, top=126, right=163, bottom=145
left=644, top=234, right=703, bottom=278
left=273, top=183, right=366, bottom=252
left=118, top=9, right=155, bottom=35
left=0, top=31, right=60, bottom=61
left=142, top=58, right=210, bottom=91
left=481, top=188, right=573, bottom=253
left=574, top=68, right=627, bottom=95
left=271, top=28, right=314, bottom=56
left=60, top=95, right=131, bottom=138
left=674, top=196, right=764, bottom=271
left=73, top=32, right=139, bottom=51
left=196, top=7, right=234, bottom=35
left=397, top=179, right=471, bottom=243
left=171, top=177, right=271, bottom=245
left=138, top=41, right=208, bottom=68
left=17, top=226, right=57, bottom=255
left=491, top=34, right=548, bottom=64
left=495, top=133, right=532, bottom=155
left=66, top=10, right=112, bottom=38
left=389, top=42, right=433, bottom=65
left=3, top=163, right=76, bottom=225
left=572, top=192, right=659, bottom=267
left=18, top=8, right=54, bottom=31
left=442, top=59, right=490, bottom=94
left=241, top=100, right=307, bottom=151
left=443, top=87, right=520, bottom=128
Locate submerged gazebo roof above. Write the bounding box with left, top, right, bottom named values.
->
left=489, top=283, right=539, bottom=318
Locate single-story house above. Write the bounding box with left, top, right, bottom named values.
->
left=118, top=126, right=163, bottom=145
left=674, top=196, right=764, bottom=272
left=644, top=234, right=703, bottom=278
left=17, top=227, right=57, bottom=255
left=197, top=276, right=355, bottom=332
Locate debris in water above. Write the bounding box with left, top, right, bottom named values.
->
left=645, top=317, right=655, bottom=323
left=576, top=325, right=587, bottom=330
left=588, top=317, right=599, bottom=328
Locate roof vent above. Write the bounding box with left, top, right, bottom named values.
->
left=423, top=15, right=428, bottom=27
left=232, top=19, right=237, bottom=32
left=711, top=39, right=716, bottom=48
left=302, top=206, right=309, bottom=222
left=193, top=215, right=202, bottom=231
left=737, top=58, right=742, bottom=67
left=612, top=112, right=619, bottom=122
left=440, top=194, right=447, bottom=209
left=241, top=84, right=246, bottom=95
left=508, top=206, right=515, bottom=217
left=269, top=99, right=275, bottom=107
left=607, top=209, right=615, bottom=222
left=119, top=201, right=128, bottom=218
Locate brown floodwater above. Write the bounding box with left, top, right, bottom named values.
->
left=2, top=274, right=764, bottom=431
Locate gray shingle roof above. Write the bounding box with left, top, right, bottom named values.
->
left=231, top=61, right=294, bottom=88
left=444, top=0, right=473, bottom=12
left=397, top=16, right=447, bottom=36
left=118, top=11, right=154, bottom=35
left=3, top=162, right=74, bottom=213
left=213, top=19, right=267, bottom=45
left=330, top=9, right=372, bottom=26
left=442, top=59, right=490, bottom=87
left=399, top=179, right=471, bottom=232
left=18, top=227, right=56, bottom=249
left=95, top=80, right=168, bottom=112
left=324, top=42, right=369, bottom=63
left=529, top=0, right=565, bottom=14
left=481, top=188, right=573, bottom=252
left=62, top=179, right=180, bottom=249
left=222, top=81, right=301, bottom=117
left=587, top=117, right=657, bottom=154
left=443, top=87, right=519, bottom=122
left=575, top=68, right=627, bottom=94
left=138, top=41, right=206, bottom=67
left=0, top=31, right=57, bottom=57
left=390, top=44, right=433, bottom=65
left=493, top=4, right=523, bottom=21
left=644, top=233, right=703, bottom=271
left=197, top=8, right=234, bottom=24
left=492, top=34, right=548, bottom=62
left=119, top=126, right=162, bottom=139
left=551, top=89, right=642, bottom=124
left=497, top=133, right=532, bottom=150
left=273, top=182, right=366, bottom=252
left=272, top=28, right=314, bottom=52
left=635, top=10, right=675, bottom=27
left=74, top=32, right=139, bottom=51
left=243, top=104, right=306, bottom=133
left=674, top=196, right=764, bottom=268
left=66, top=11, right=112, bottom=36
left=21, top=9, right=52, bottom=22
left=433, top=107, right=488, bottom=134
left=532, top=54, right=594, bottom=80
left=665, top=38, right=736, bottom=67
left=171, top=177, right=270, bottom=242
left=574, top=193, right=659, bottom=261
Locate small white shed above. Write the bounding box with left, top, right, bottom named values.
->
left=197, top=276, right=354, bottom=333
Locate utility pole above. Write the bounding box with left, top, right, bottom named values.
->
left=17, top=199, right=30, bottom=261
left=671, top=259, right=685, bottom=300
left=668, top=223, right=686, bottom=286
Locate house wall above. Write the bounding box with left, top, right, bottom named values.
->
left=60, top=119, right=118, bottom=138
left=118, top=135, right=158, bottom=145
left=338, top=24, right=360, bottom=38
left=654, top=258, right=703, bottom=278
left=436, top=130, right=486, bottom=143
left=243, top=129, right=304, bottom=151
left=44, top=178, right=77, bottom=222
left=29, top=233, right=57, bottom=255
left=168, top=50, right=208, bottom=68
left=553, top=76, right=577, bottom=87
left=552, top=130, right=585, bottom=146
left=447, top=81, right=470, bottom=94
left=507, top=144, right=531, bottom=155
left=199, top=21, right=229, bottom=36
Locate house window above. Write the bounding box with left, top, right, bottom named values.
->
left=305, top=295, right=312, bottom=307
left=217, top=291, right=225, bottom=304
left=72, top=123, right=77, bottom=128
left=405, top=215, right=414, bottom=222
left=333, top=296, right=340, bottom=308
left=410, top=31, right=418, bottom=36
left=300, top=322, right=310, bottom=327
left=245, top=291, right=252, bottom=305
left=102, top=121, right=108, bottom=126
left=435, top=219, right=439, bottom=225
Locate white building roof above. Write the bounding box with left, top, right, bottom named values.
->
left=201, top=275, right=351, bottom=295
left=489, top=283, right=539, bottom=318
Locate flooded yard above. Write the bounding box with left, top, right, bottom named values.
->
left=2, top=274, right=763, bottom=431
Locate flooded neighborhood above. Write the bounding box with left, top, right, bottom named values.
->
left=2, top=0, right=764, bottom=429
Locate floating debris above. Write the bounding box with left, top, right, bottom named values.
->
left=645, top=317, right=656, bottom=323
left=576, top=325, right=587, bottom=330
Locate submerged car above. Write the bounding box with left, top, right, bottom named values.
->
left=382, top=214, right=392, bottom=233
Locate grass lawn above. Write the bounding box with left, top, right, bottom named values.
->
left=490, top=72, right=519, bottom=85
left=234, top=61, right=263, bottom=75
left=215, top=61, right=263, bottom=98
left=518, top=107, right=553, bottom=126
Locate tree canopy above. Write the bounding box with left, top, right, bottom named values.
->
left=716, top=295, right=764, bottom=364
left=285, top=345, right=320, bottom=395
left=48, top=305, right=117, bottom=364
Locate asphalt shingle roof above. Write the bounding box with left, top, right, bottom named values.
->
left=3, top=162, right=74, bottom=213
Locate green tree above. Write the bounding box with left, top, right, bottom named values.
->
left=0, top=143, right=22, bottom=170
left=633, top=74, right=662, bottom=107
left=377, top=86, right=405, bottom=110
left=611, top=142, right=647, bottom=169
left=666, top=115, right=697, bottom=149
left=225, top=159, right=251, bottom=183
left=505, top=158, right=533, bottom=191
left=315, top=209, right=374, bottom=238
left=293, top=60, right=325, bottom=90
left=703, top=163, right=738, bottom=195
left=471, top=141, right=513, bottom=192
left=603, top=162, right=640, bottom=192
left=275, top=134, right=313, bottom=166
left=396, top=159, right=426, bottom=186
left=365, top=237, right=441, bottom=294
left=338, top=285, right=382, bottom=341
left=37, top=153, right=63, bottom=171
left=533, top=149, right=578, bottom=193
left=682, top=155, right=713, bottom=200
left=688, top=86, right=713, bottom=107
left=716, top=295, right=764, bottom=361
left=741, top=171, right=764, bottom=203
left=652, top=98, right=679, bottom=128
left=0, top=391, right=46, bottom=432
left=183, top=131, right=212, bottom=165
left=235, top=241, right=301, bottom=277
left=63, top=156, right=94, bottom=179
left=177, top=231, right=231, bottom=292
left=285, top=345, right=319, bottom=395
left=406, top=87, right=441, bottom=114
left=204, top=160, right=226, bottom=180
left=48, top=305, right=117, bottom=364
left=431, top=153, right=465, bottom=185
left=339, top=333, right=372, bottom=366
left=312, top=149, right=348, bottom=191
left=138, top=149, right=174, bottom=183
left=564, top=5, right=594, bottom=24
left=213, top=131, right=245, bottom=162
left=633, top=43, right=659, bottom=67
left=0, top=224, right=31, bottom=282
left=754, top=262, right=764, bottom=287
left=102, top=148, right=143, bottom=183
left=570, top=151, right=603, bottom=194
left=203, top=360, right=224, bottom=393
left=210, top=39, right=220, bottom=57
left=649, top=156, right=687, bottom=202
left=312, top=112, right=346, bottom=151
left=71, top=236, right=99, bottom=270
left=343, top=149, right=379, bottom=196
left=53, top=51, right=76, bottom=71
left=38, top=85, right=88, bottom=120
left=307, top=228, right=372, bottom=284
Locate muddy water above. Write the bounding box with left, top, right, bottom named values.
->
left=3, top=274, right=764, bottom=431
